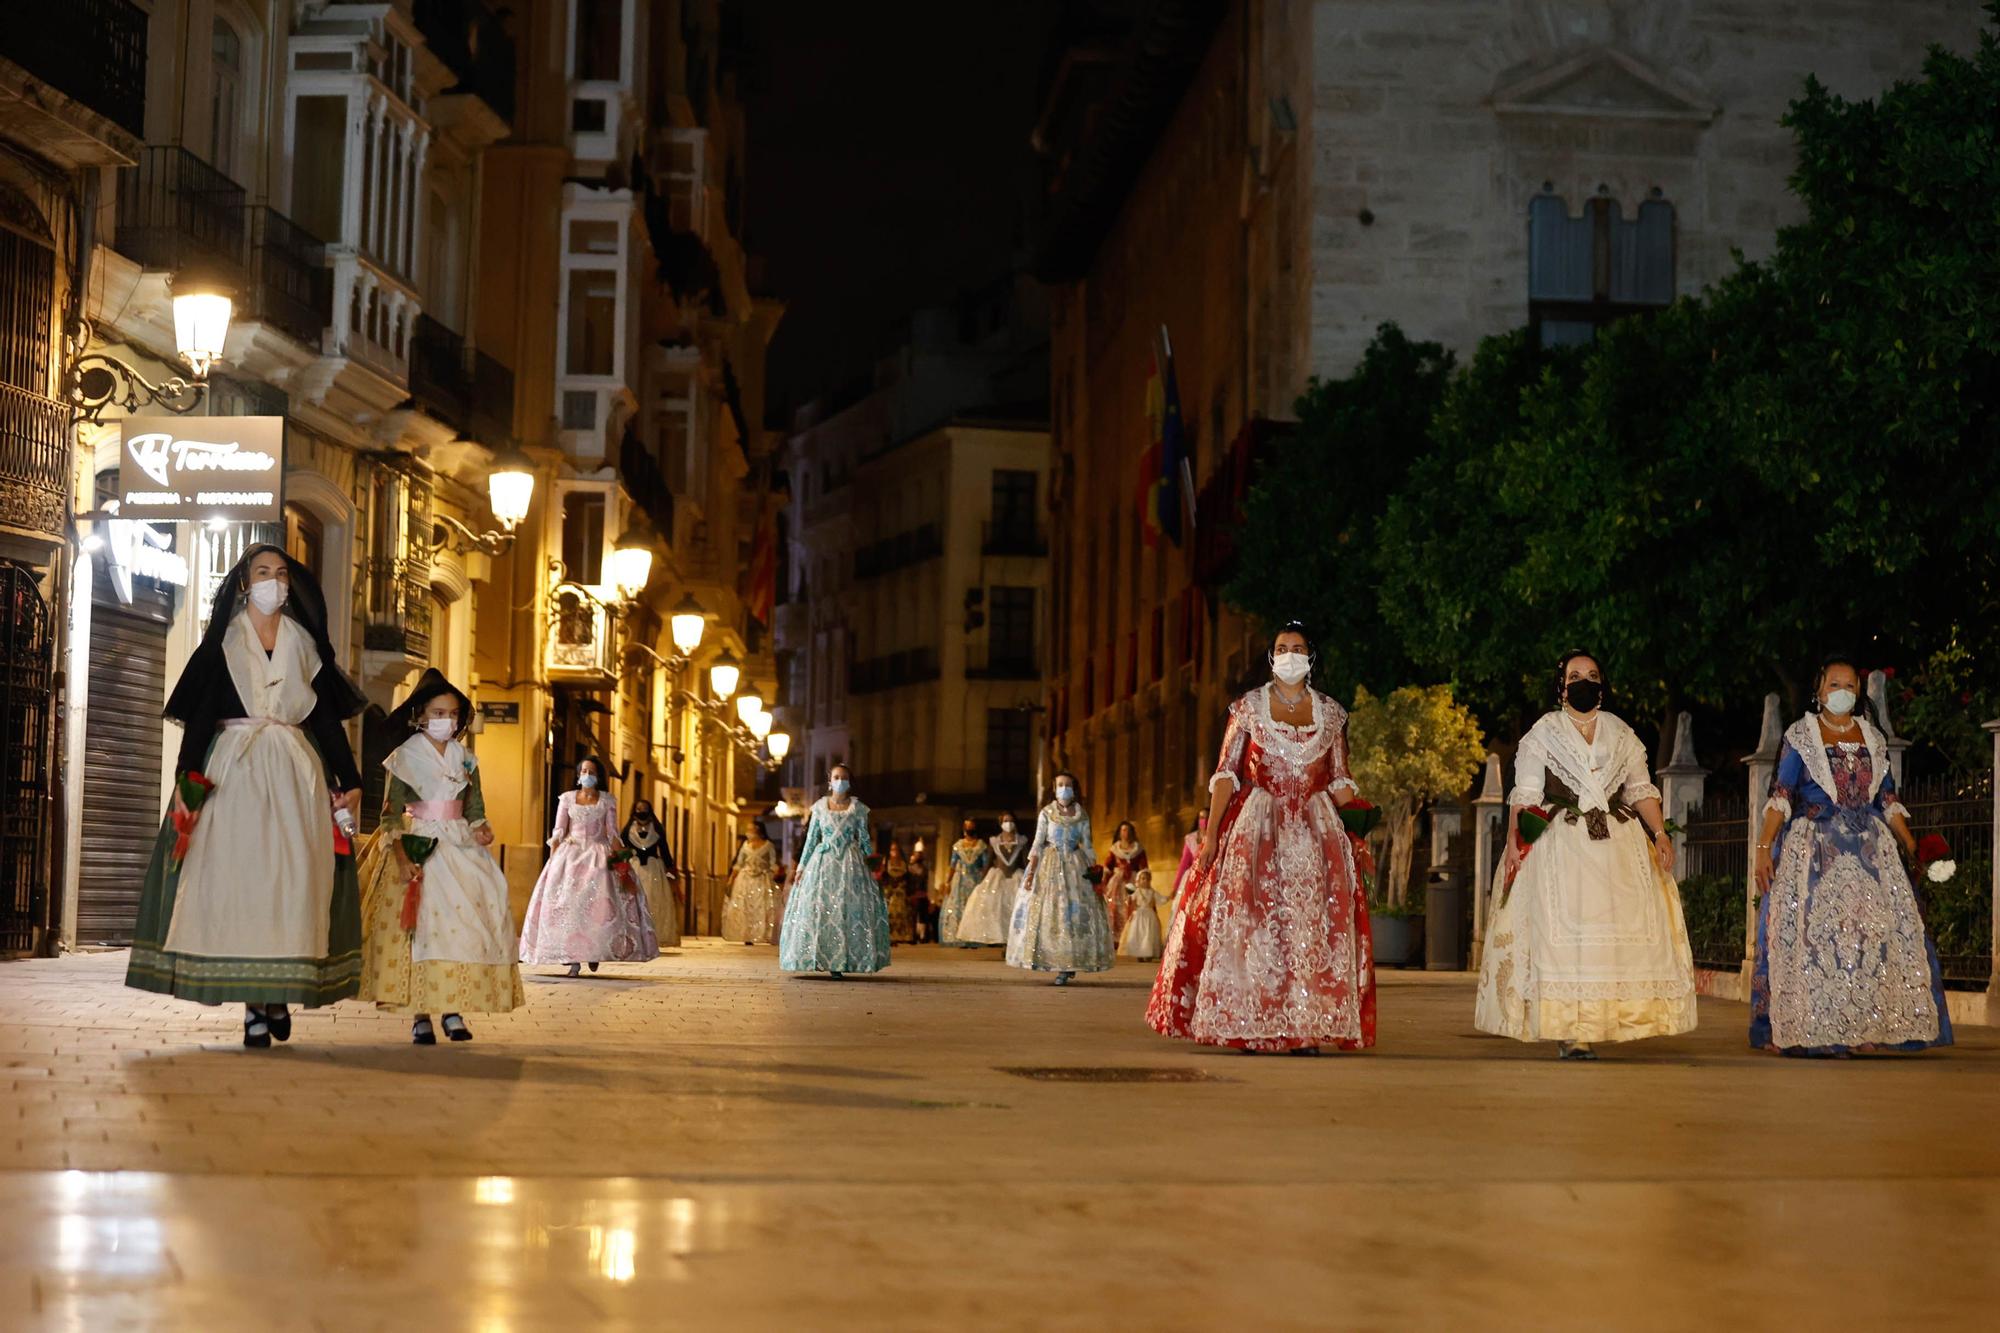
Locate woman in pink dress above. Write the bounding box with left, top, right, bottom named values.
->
left=518, top=757, right=658, bottom=975
left=1147, top=623, right=1375, bottom=1053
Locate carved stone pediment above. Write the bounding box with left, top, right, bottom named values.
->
left=1493, top=48, right=1716, bottom=124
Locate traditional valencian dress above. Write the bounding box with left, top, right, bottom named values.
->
left=1119, top=872, right=1163, bottom=961
left=356, top=689, right=523, bottom=1015
left=518, top=789, right=658, bottom=965
left=1101, top=837, right=1148, bottom=940
left=956, top=831, right=1026, bottom=945
left=779, top=796, right=891, bottom=974
left=878, top=849, right=918, bottom=944
left=624, top=815, right=681, bottom=950
left=939, top=836, right=992, bottom=946
left=722, top=838, right=780, bottom=943
left=1475, top=710, right=1697, bottom=1045
left=1750, top=715, right=1951, bottom=1055
left=1169, top=829, right=1201, bottom=909
left=1148, top=685, right=1374, bottom=1051
left=127, top=548, right=366, bottom=1007
left=1007, top=801, right=1114, bottom=975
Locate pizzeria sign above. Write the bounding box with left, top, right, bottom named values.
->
left=117, top=416, right=285, bottom=521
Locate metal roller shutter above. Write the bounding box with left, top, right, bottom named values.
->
left=77, top=590, right=170, bottom=947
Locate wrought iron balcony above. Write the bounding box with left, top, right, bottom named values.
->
left=360, top=557, right=433, bottom=661
left=410, top=314, right=472, bottom=430
left=413, top=0, right=517, bottom=125
left=0, top=0, right=147, bottom=139
left=618, top=430, right=675, bottom=546
left=468, top=349, right=515, bottom=450
left=981, top=520, right=1047, bottom=557
left=0, top=382, right=69, bottom=541
left=243, top=208, right=331, bottom=349
left=547, top=585, right=615, bottom=680
left=113, top=147, right=248, bottom=282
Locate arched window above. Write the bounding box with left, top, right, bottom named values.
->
left=210, top=18, right=245, bottom=181
left=0, top=185, right=55, bottom=393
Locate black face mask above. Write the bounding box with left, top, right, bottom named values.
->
left=1565, top=680, right=1604, bottom=713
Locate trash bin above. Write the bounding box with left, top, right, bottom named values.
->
left=1424, top=867, right=1467, bottom=971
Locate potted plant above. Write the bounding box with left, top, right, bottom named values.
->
left=1346, top=684, right=1486, bottom=969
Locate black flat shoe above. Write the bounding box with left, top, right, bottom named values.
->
left=1053, top=971, right=1073, bottom=987
left=243, top=1007, right=271, bottom=1049
left=588, top=961, right=600, bottom=972
left=565, top=963, right=582, bottom=977
left=829, top=970, right=844, bottom=980
left=440, top=1014, right=472, bottom=1042
left=266, top=1004, right=292, bottom=1043
left=411, top=1017, right=437, bottom=1046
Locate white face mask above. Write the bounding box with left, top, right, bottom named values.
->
left=424, top=717, right=456, bottom=741
left=1271, top=652, right=1310, bottom=685
left=1823, top=688, right=1859, bottom=717
left=829, top=778, right=850, bottom=795
left=247, top=577, right=288, bottom=615
left=1055, top=786, right=1075, bottom=803
left=1001, top=820, right=1015, bottom=833
left=578, top=773, right=598, bottom=789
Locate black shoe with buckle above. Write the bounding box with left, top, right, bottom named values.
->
left=411, top=1017, right=437, bottom=1046
left=440, top=1014, right=472, bottom=1042
left=266, top=1003, right=292, bottom=1043
left=243, top=1007, right=271, bottom=1049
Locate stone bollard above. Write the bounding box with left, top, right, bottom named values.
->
left=1656, top=710, right=1707, bottom=880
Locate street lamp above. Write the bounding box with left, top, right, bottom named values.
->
left=746, top=706, right=773, bottom=740
left=709, top=650, right=740, bottom=699
left=67, top=267, right=236, bottom=422
left=608, top=523, right=655, bottom=602
left=735, top=690, right=765, bottom=727
left=669, top=594, right=706, bottom=656
left=435, top=442, right=538, bottom=556
left=487, top=444, right=536, bottom=531
left=767, top=730, right=791, bottom=762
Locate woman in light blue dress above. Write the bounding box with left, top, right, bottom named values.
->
left=778, top=765, right=892, bottom=978
left=1749, top=654, right=1951, bottom=1055
left=1006, top=771, right=1115, bottom=985
left=939, top=820, right=992, bottom=947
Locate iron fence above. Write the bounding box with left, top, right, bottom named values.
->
left=1680, top=789, right=1749, bottom=970
left=0, top=382, right=68, bottom=542
left=244, top=207, right=330, bottom=349
left=1901, top=770, right=1994, bottom=988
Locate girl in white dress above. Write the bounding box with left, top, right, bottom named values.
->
left=957, top=813, right=1026, bottom=945
left=356, top=670, right=523, bottom=1043
left=722, top=824, right=781, bottom=944
left=1118, top=868, right=1163, bottom=960
left=518, top=758, right=659, bottom=974
left=1475, top=650, right=1697, bottom=1059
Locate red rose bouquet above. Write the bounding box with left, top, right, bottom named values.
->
left=1337, top=798, right=1379, bottom=876
left=169, top=771, right=217, bottom=868
left=608, top=847, right=639, bottom=893
left=1915, top=833, right=1956, bottom=884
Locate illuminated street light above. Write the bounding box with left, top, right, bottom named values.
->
left=735, top=691, right=765, bottom=726
left=767, top=730, right=791, bottom=762
left=609, top=525, right=655, bottom=602
left=709, top=651, right=740, bottom=699
left=486, top=444, right=536, bottom=531
left=747, top=707, right=773, bottom=740
left=669, top=594, right=706, bottom=655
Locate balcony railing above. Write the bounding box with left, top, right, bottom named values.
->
left=410, top=313, right=471, bottom=429
left=244, top=207, right=331, bottom=349
left=0, top=382, right=69, bottom=540
left=414, top=0, right=517, bottom=125
left=0, top=0, right=147, bottom=138
left=618, top=430, right=675, bottom=546
left=848, top=647, right=941, bottom=696
left=853, top=523, right=943, bottom=581
left=981, top=521, right=1047, bottom=557
left=113, top=147, right=248, bottom=282
left=966, top=650, right=1039, bottom=682
left=361, top=557, right=433, bottom=661
left=468, top=349, right=515, bottom=449
left=547, top=586, right=614, bottom=679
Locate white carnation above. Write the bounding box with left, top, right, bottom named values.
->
left=1926, top=859, right=1956, bottom=884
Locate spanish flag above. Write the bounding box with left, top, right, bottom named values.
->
left=1140, top=325, right=1189, bottom=548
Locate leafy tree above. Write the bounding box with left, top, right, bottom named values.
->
left=1225, top=326, right=1454, bottom=699
left=1346, top=684, right=1486, bottom=908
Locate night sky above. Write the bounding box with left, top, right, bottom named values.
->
left=740, top=1, right=1063, bottom=423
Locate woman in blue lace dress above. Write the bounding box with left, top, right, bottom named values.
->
left=1749, top=654, right=1951, bottom=1055
left=1006, top=771, right=1114, bottom=985
left=778, top=765, right=892, bottom=978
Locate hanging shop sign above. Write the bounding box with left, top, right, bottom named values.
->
left=98, top=504, right=188, bottom=604
left=117, top=416, right=285, bottom=522
left=476, top=701, right=520, bottom=724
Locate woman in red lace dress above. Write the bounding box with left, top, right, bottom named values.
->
left=1146, top=623, right=1375, bottom=1053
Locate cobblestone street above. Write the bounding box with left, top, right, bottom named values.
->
left=2, top=943, right=1997, bottom=1329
